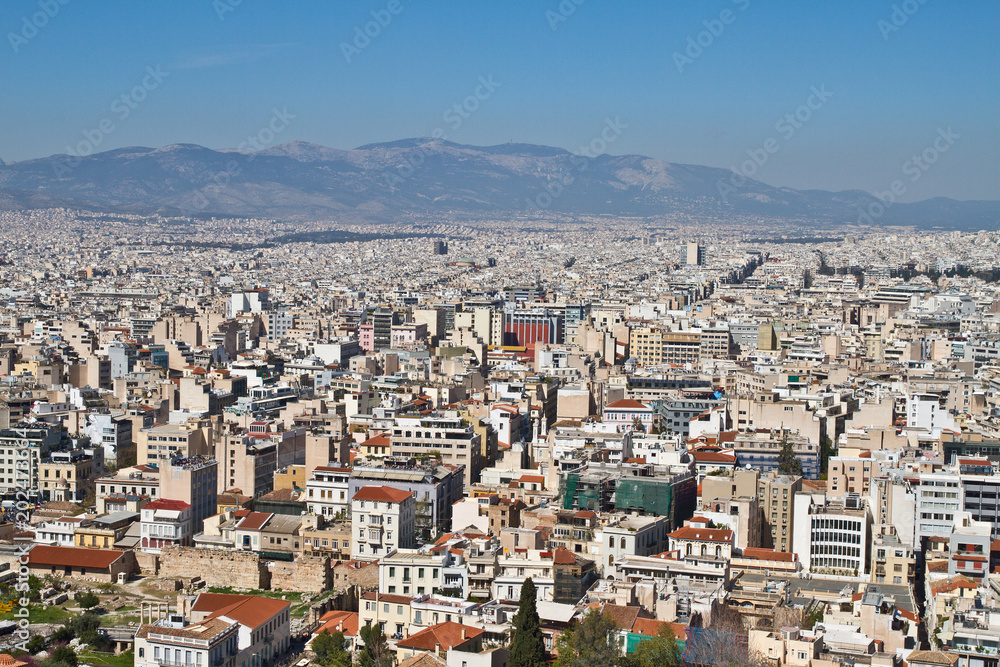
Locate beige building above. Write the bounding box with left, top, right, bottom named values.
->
left=827, top=454, right=879, bottom=497
left=137, top=422, right=212, bottom=465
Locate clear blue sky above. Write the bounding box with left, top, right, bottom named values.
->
left=1, top=0, right=997, bottom=202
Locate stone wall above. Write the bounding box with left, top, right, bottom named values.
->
left=270, top=556, right=331, bottom=593
left=135, top=551, right=158, bottom=575
left=157, top=547, right=269, bottom=589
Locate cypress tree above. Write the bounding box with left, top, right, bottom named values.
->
left=509, top=578, right=547, bottom=667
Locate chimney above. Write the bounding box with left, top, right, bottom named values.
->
left=461, top=627, right=467, bottom=640
left=434, top=643, right=441, bottom=655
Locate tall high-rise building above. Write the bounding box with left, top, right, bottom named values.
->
left=686, top=242, right=704, bottom=266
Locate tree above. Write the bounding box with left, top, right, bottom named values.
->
left=25, top=635, right=46, bottom=654
left=775, top=432, right=802, bottom=476
left=554, top=609, right=621, bottom=667
left=312, top=630, right=351, bottom=667
left=49, top=646, right=78, bottom=667
left=509, top=578, right=546, bottom=667
left=632, top=624, right=683, bottom=667
left=75, top=591, right=100, bottom=609
left=358, top=624, right=392, bottom=667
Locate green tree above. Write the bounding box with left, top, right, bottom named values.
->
left=554, top=610, right=622, bottom=667
left=25, top=634, right=47, bottom=654
left=776, top=432, right=802, bottom=476
left=632, top=624, right=683, bottom=667
left=312, top=630, right=351, bottom=667
left=509, top=578, right=546, bottom=667
left=358, top=624, right=392, bottom=667
left=49, top=646, right=79, bottom=667
left=75, top=591, right=100, bottom=609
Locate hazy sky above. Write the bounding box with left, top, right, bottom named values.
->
left=2, top=0, right=997, bottom=202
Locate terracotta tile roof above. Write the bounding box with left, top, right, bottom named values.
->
left=693, top=450, right=737, bottom=463
left=361, top=592, right=414, bottom=604
left=397, top=654, right=446, bottom=667
left=361, top=433, right=391, bottom=446
left=740, top=548, right=797, bottom=563
left=314, top=610, right=360, bottom=637
left=599, top=603, right=640, bottom=631
left=632, top=617, right=667, bottom=637
left=235, top=512, right=272, bottom=531
left=668, top=526, right=733, bottom=542
left=553, top=547, right=577, bottom=565
left=395, top=622, right=484, bottom=651
left=930, top=576, right=978, bottom=595
left=605, top=399, right=650, bottom=410
left=26, top=545, right=127, bottom=570
left=143, top=499, right=191, bottom=511
left=203, top=594, right=291, bottom=630
left=352, top=485, right=413, bottom=503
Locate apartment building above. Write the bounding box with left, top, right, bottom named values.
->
left=351, top=485, right=417, bottom=562
left=389, top=416, right=482, bottom=487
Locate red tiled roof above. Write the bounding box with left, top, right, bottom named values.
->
left=352, top=485, right=413, bottom=503
left=632, top=617, right=667, bottom=637
left=314, top=610, right=360, bottom=637
left=740, top=548, right=796, bottom=563
left=203, top=594, right=290, bottom=629
left=143, top=498, right=191, bottom=511
left=553, top=547, right=576, bottom=565
left=605, top=399, right=650, bottom=410
left=361, top=433, right=391, bottom=446
left=693, top=450, right=737, bottom=463
left=361, top=592, right=414, bottom=604
left=26, top=545, right=126, bottom=570
left=600, top=603, right=640, bottom=630
left=668, top=526, right=733, bottom=542
left=235, top=512, right=272, bottom=531
left=395, top=622, right=484, bottom=651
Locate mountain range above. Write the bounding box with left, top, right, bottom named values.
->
left=1, top=139, right=997, bottom=228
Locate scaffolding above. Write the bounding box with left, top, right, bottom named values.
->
left=615, top=477, right=674, bottom=517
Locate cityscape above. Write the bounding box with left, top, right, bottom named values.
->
left=1, top=3, right=999, bottom=667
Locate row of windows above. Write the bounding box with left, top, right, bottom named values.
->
left=811, top=518, right=862, bottom=532
left=812, top=544, right=861, bottom=558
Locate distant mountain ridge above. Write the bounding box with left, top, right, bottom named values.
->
left=0, top=138, right=997, bottom=228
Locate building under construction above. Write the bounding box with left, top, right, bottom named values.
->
left=558, top=461, right=696, bottom=530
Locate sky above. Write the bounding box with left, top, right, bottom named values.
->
left=1, top=0, right=997, bottom=202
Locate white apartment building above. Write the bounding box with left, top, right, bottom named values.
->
left=140, top=498, right=192, bottom=553
left=135, top=615, right=240, bottom=667
left=305, top=465, right=351, bottom=518
left=351, top=485, right=416, bottom=561
left=916, top=471, right=963, bottom=550
left=389, top=416, right=482, bottom=487
left=792, top=493, right=872, bottom=577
